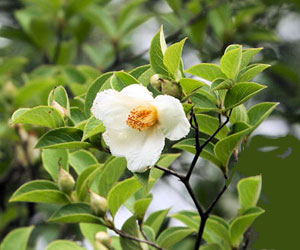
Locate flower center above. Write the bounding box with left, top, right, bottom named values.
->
left=126, top=104, right=158, bottom=131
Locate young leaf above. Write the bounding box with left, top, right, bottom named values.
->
left=240, top=48, right=263, bottom=69
left=107, top=177, right=142, bottom=217
left=238, top=64, right=270, bottom=82
left=110, top=71, right=140, bottom=91
left=163, top=38, right=187, bottom=80
left=35, top=128, right=92, bottom=149
left=173, top=138, right=222, bottom=168
left=220, top=46, right=242, bottom=80
left=195, top=114, right=230, bottom=140
left=149, top=27, right=169, bottom=76
left=120, top=216, right=143, bottom=250
left=170, top=211, right=199, bottom=231
left=0, top=226, right=34, bottom=250
left=211, top=79, right=234, bottom=91
left=82, top=116, right=105, bottom=141
left=69, top=149, right=98, bottom=174
left=237, top=175, right=262, bottom=213
left=69, top=107, right=86, bottom=125
left=10, top=180, right=69, bottom=204
left=185, top=63, right=226, bottom=81
left=224, top=82, right=266, bottom=110
left=214, top=127, right=252, bottom=173
left=11, top=106, right=64, bottom=128
left=79, top=223, right=106, bottom=245
left=157, top=227, right=194, bottom=249
left=46, top=240, right=86, bottom=250
left=144, top=208, right=170, bottom=235
left=190, top=92, right=218, bottom=112
left=129, top=64, right=151, bottom=79
left=229, top=207, right=265, bottom=247
left=84, top=72, right=114, bottom=116
left=98, top=157, right=127, bottom=197
left=48, top=203, right=105, bottom=224
left=133, top=197, right=152, bottom=220
left=42, top=149, right=69, bottom=181
left=179, top=78, right=207, bottom=94
left=230, top=104, right=249, bottom=124
left=200, top=243, right=223, bottom=250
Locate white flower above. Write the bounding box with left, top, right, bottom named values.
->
left=91, top=84, right=190, bottom=172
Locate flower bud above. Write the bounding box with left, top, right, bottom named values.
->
left=57, top=168, right=75, bottom=195
left=150, top=74, right=163, bottom=91
left=94, top=232, right=112, bottom=249
left=161, top=80, right=182, bottom=99
left=90, top=191, right=108, bottom=217
left=51, top=100, right=68, bottom=118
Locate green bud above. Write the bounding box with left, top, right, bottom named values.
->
left=51, top=100, right=68, bottom=118
left=57, top=168, right=75, bottom=195
left=161, top=80, right=182, bottom=99
left=94, top=231, right=112, bottom=250
left=150, top=74, right=163, bottom=91
left=90, top=191, right=108, bottom=217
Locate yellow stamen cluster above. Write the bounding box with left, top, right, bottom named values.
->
left=126, top=105, right=158, bottom=131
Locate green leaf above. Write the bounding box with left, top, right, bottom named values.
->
left=118, top=0, right=146, bottom=28
left=237, top=175, right=262, bottom=213
left=247, top=102, right=278, bottom=131
left=173, top=139, right=222, bottom=168
left=211, top=79, right=234, bottom=91
left=129, top=64, right=151, bottom=79
left=47, top=86, right=70, bottom=115
left=224, top=44, right=240, bottom=53
left=63, top=65, right=86, bottom=84
left=35, top=128, right=91, bottom=149
left=107, top=177, right=142, bottom=217
left=185, top=63, right=226, bottom=81
left=42, top=149, right=69, bottom=181
left=110, top=71, right=140, bottom=91
left=238, top=64, right=270, bottom=82
left=157, top=227, right=194, bottom=249
left=200, top=243, right=223, bottom=250
left=98, top=157, right=127, bottom=198
left=69, top=150, right=98, bottom=174
left=46, top=240, right=86, bottom=250
left=11, top=106, right=64, bottom=128
left=76, top=164, right=102, bottom=201
left=82, top=116, right=105, bottom=141
left=220, top=46, right=242, bottom=80
left=84, top=72, right=114, bottom=116
left=10, top=180, right=69, bottom=204
left=204, top=218, right=231, bottom=250
left=79, top=223, right=106, bottom=245
left=144, top=208, right=170, bottom=235
left=69, top=107, right=86, bottom=125
left=0, top=226, right=34, bottom=250
left=195, top=114, right=230, bottom=140
left=170, top=211, right=199, bottom=231
left=149, top=27, right=169, bottom=76
left=179, top=78, right=207, bottom=94
left=82, top=5, right=116, bottom=38
left=163, top=38, right=187, bottom=80
left=138, top=68, right=155, bottom=86
left=224, top=82, right=266, bottom=110
left=230, top=105, right=249, bottom=124
left=229, top=207, right=265, bottom=247
left=133, top=197, right=152, bottom=220
left=240, top=48, right=263, bottom=69
left=214, top=127, right=252, bottom=173
left=120, top=216, right=143, bottom=250
left=48, top=203, right=105, bottom=224
left=190, top=92, right=218, bottom=112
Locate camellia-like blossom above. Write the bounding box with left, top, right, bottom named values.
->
left=91, top=84, right=190, bottom=172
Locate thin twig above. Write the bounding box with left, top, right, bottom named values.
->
left=154, top=165, right=184, bottom=179
left=205, top=184, right=227, bottom=215
left=113, top=228, right=165, bottom=250
left=138, top=220, right=149, bottom=241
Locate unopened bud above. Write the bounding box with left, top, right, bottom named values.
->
left=161, top=80, right=182, bottom=99
left=94, top=232, right=112, bottom=249
left=90, top=191, right=108, bottom=217
left=57, top=168, right=75, bottom=195
left=51, top=100, right=68, bottom=117
left=3, top=81, right=17, bottom=98
left=150, top=74, right=163, bottom=91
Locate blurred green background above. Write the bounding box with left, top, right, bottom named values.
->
left=0, top=0, right=299, bottom=249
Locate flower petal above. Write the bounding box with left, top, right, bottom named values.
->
left=91, top=89, right=142, bottom=130
left=121, top=84, right=154, bottom=101
left=152, top=95, right=190, bottom=140
left=103, top=125, right=165, bottom=172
